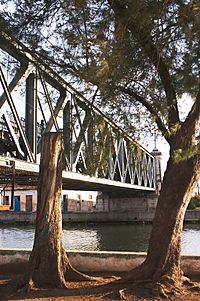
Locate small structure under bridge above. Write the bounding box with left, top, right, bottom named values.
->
left=0, top=30, right=161, bottom=212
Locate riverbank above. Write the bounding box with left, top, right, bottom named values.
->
left=1, top=249, right=200, bottom=301
left=1, top=249, right=200, bottom=276
left=0, top=209, right=200, bottom=224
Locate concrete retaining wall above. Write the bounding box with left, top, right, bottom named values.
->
left=0, top=249, right=200, bottom=276
left=0, top=211, right=36, bottom=223
left=0, top=210, right=200, bottom=223
left=63, top=211, right=155, bottom=222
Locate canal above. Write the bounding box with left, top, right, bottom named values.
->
left=0, top=223, right=200, bottom=254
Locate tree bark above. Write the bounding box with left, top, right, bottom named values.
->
left=124, top=139, right=200, bottom=293
left=143, top=157, right=197, bottom=278
left=23, top=132, right=91, bottom=288
left=106, top=1, right=200, bottom=293
left=26, top=132, right=67, bottom=287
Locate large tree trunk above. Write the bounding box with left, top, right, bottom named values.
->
left=124, top=141, right=200, bottom=294
left=142, top=157, right=197, bottom=279
left=28, top=132, right=68, bottom=287
left=22, top=132, right=92, bottom=288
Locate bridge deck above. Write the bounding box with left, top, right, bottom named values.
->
left=0, top=156, right=155, bottom=197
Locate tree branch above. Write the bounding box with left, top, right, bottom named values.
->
left=117, top=85, right=169, bottom=140
left=108, top=0, right=180, bottom=129
left=183, top=86, right=200, bottom=135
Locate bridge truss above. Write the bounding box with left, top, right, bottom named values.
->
left=0, top=30, right=156, bottom=191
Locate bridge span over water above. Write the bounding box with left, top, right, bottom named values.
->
left=0, top=156, right=155, bottom=197
left=0, top=30, right=157, bottom=196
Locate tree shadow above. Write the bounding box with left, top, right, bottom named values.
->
left=0, top=273, right=120, bottom=301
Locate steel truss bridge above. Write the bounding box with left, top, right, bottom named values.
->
left=0, top=30, right=156, bottom=196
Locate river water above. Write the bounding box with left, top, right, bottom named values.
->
left=0, top=223, right=200, bottom=254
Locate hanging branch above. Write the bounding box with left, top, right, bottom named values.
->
left=108, top=0, right=180, bottom=130
left=117, top=85, right=169, bottom=140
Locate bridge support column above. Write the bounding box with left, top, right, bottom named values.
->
left=25, top=73, right=37, bottom=160
left=96, top=192, right=158, bottom=221
left=63, top=98, right=72, bottom=170
left=151, top=146, right=162, bottom=194
left=96, top=192, right=109, bottom=212
left=107, top=195, right=158, bottom=212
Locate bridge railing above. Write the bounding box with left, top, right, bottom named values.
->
left=0, top=30, right=156, bottom=189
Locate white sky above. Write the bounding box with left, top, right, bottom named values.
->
left=146, top=93, right=194, bottom=176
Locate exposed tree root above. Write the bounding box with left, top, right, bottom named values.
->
left=10, top=261, right=112, bottom=298
left=4, top=276, right=35, bottom=299
left=99, top=271, right=200, bottom=300
left=119, top=288, right=127, bottom=300
left=65, top=262, right=106, bottom=282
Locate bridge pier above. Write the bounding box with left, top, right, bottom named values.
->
left=96, top=192, right=110, bottom=212
left=96, top=192, right=158, bottom=214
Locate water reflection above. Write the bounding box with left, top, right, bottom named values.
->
left=63, top=228, right=100, bottom=251
left=62, top=224, right=152, bottom=252
left=84, top=223, right=152, bottom=252
left=0, top=225, right=34, bottom=249
left=182, top=223, right=200, bottom=254
left=0, top=223, right=199, bottom=254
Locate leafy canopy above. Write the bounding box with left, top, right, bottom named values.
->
left=0, top=0, right=200, bottom=142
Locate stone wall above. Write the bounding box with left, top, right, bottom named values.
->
left=62, top=211, right=155, bottom=222
left=108, top=197, right=156, bottom=211
left=0, top=210, right=200, bottom=223
left=96, top=192, right=158, bottom=212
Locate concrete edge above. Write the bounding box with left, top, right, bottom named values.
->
left=0, top=249, right=200, bottom=275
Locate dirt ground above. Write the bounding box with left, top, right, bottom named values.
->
left=1, top=265, right=200, bottom=301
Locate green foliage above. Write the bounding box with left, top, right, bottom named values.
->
left=0, top=0, right=199, bottom=140
left=173, top=144, right=199, bottom=163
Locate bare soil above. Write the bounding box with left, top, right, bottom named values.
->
left=1, top=265, right=200, bottom=301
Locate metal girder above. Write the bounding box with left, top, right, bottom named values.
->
left=63, top=97, right=72, bottom=168
left=25, top=73, right=37, bottom=159
left=0, top=62, right=31, bottom=109
left=42, top=89, right=66, bottom=134
left=39, top=72, right=59, bottom=131
left=0, top=29, right=156, bottom=191
left=0, top=66, right=34, bottom=162
left=0, top=30, right=150, bottom=152
left=2, top=112, right=24, bottom=157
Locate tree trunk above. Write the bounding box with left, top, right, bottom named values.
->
left=125, top=141, right=200, bottom=293
left=144, top=157, right=197, bottom=278
left=23, top=132, right=91, bottom=288
left=26, top=132, right=67, bottom=287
